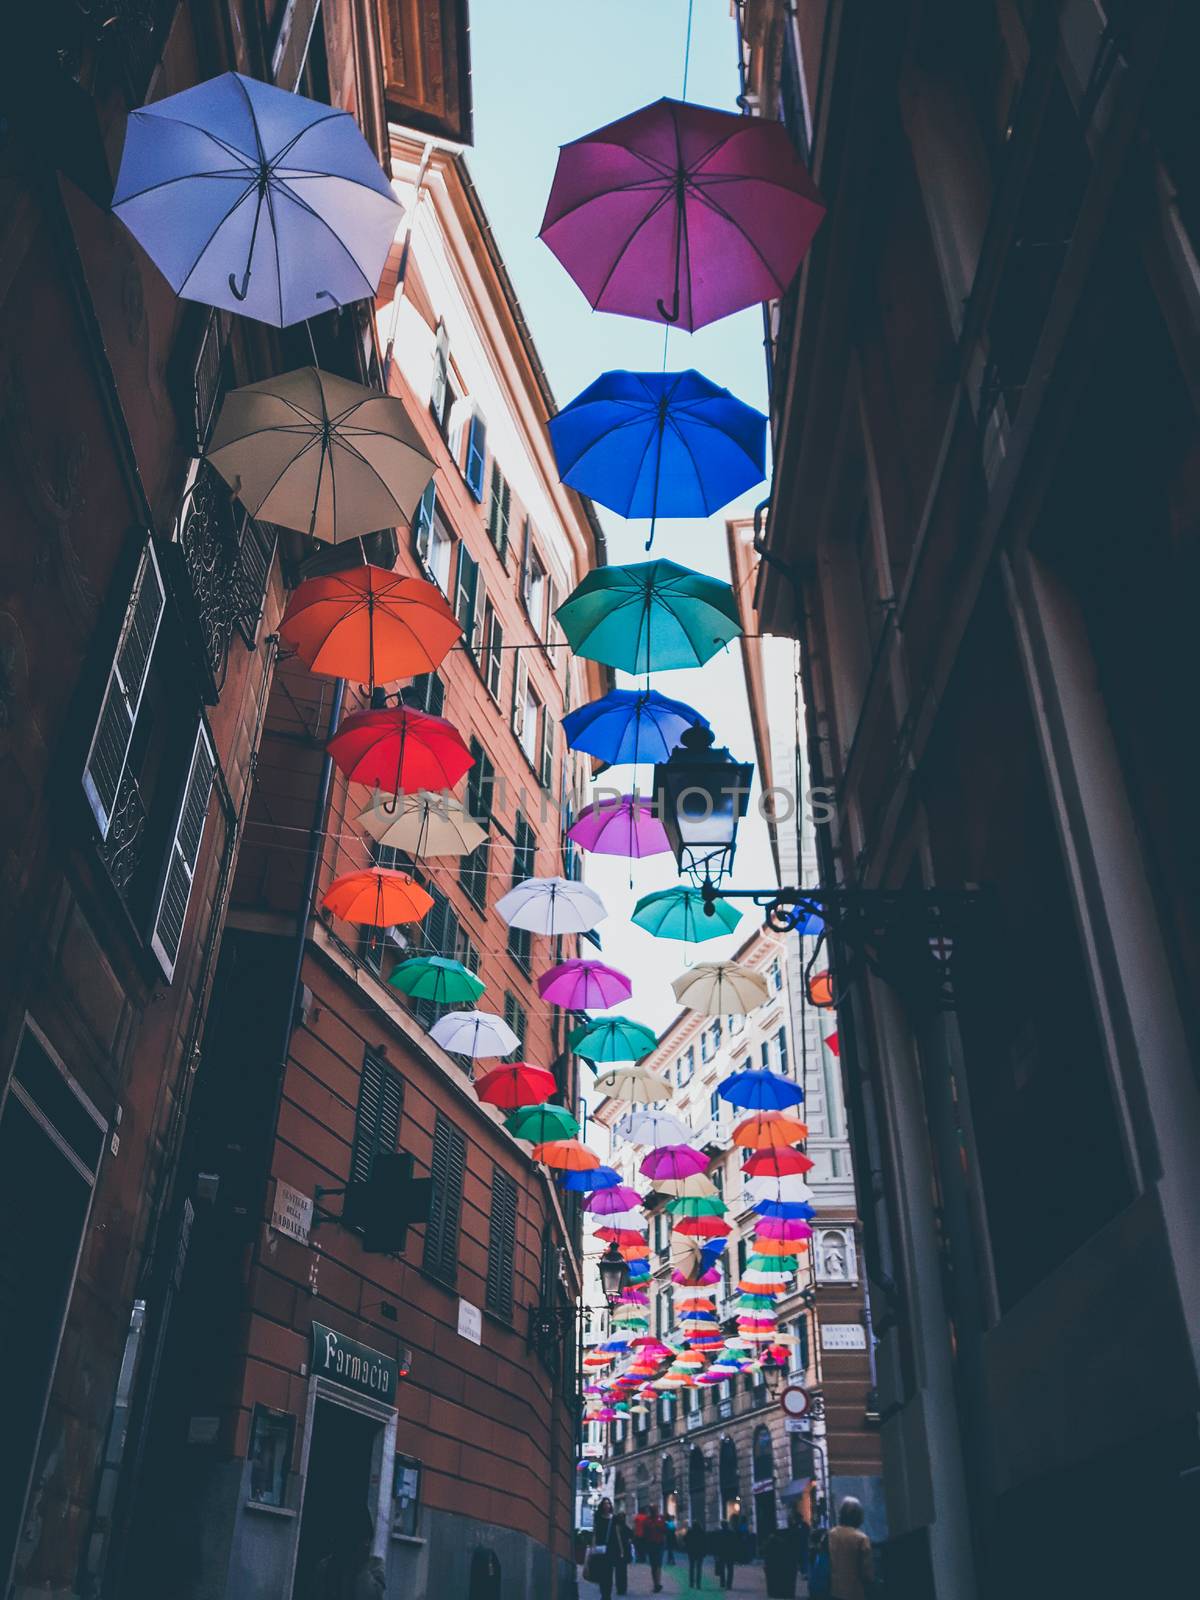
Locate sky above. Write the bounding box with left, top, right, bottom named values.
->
left=466, top=0, right=779, bottom=1033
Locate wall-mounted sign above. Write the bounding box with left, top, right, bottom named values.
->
left=271, top=1181, right=313, bottom=1245
left=784, top=1417, right=811, bottom=1435
left=820, top=1322, right=867, bottom=1351
left=457, top=1298, right=482, bottom=1346
left=780, top=1384, right=811, bottom=1419
left=310, top=1323, right=398, bottom=1402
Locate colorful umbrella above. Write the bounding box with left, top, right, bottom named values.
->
left=532, top=1139, right=601, bottom=1171
left=505, top=1103, right=580, bottom=1143
left=593, top=1226, right=647, bottom=1245
left=555, top=559, right=741, bottom=676
left=428, top=1009, right=519, bottom=1059
left=671, top=961, right=769, bottom=1015
left=280, top=567, right=458, bottom=685
left=567, top=794, right=670, bottom=858
left=496, top=876, right=608, bottom=935
left=474, top=1063, right=557, bottom=1110
left=673, top=1214, right=731, bottom=1238
left=537, top=959, right=632, bottom=1010
left=732, top=1112, right=809, bottom=1149
left=651, top=1171, right=718, bottom=1199
left=583, top=1186, right=644, bottom=1214
left=593, top=1065, right=672, bottom=1103
left=614, top=1109, right=692, bottom=1147
left=562, top=687, right=708, bottom=766
left=717, top=1067, right=804, bottom=1112
left=570, top=1016, right=658, bottom=1063
left=539, top=96, right=824, bottom=331
left=632, top=887, right=741, bottom=943
left=755, top=1218, right=814, bottom=1240
left=321, top=868, right=432, bottom=927
left=743, top=1174, right=814, bottom=1203
left=358, top=792, right=486, bottom=858
left=640, top=1144, right=709, bottom=1181
left=560, top=1165, right=621, bottom=1192
left=753, top=1236, right=808, bottom=1257
left=388, top=955, right=484, bottom=1005
left=742, top=1149, right=814, bottom=1178
left=327, top=707, right=473, bottom=795
left=666, top=1196, right=726, bottom=1218
left=752, top=1199, right=816, bottom=1220
left=112, top=71, right=402, bottom=326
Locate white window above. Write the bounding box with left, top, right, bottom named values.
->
left=426, top=511, right=454, bottom=592
left=524, top=547, right=547, bottom=631
left=521, top=681, right=541, bottom=765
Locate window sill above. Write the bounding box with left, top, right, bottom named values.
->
left=391, top=1533, right=426, bottom=1547
left=245, top=1501, right=297, bottom=1518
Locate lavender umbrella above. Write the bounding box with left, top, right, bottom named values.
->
left=567, top=795, right=671, bottom=858
left=584, top=1186, right=645, bottom=1214
left=640, top=1144, right=709, bottom=1181
left=537, top=958, right=633, bottom=1010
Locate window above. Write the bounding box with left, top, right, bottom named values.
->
left=422, top=1112, right=466, bottom=1285
left=411, top=885, right=460, bottom=1026
left=392, top=1456, right=421, bottom=1538
left=730, top=1011, right=745, bottom=1036
left=464, top=412, right=487, bottom=501
left=404, top=672, right=444, bottom=717
left=545, top=575, right=561, bottom=652
left=769, top=958, right=783, bottom=993
left=514, top=658, right=541, bottom=767
left=792, top=1315, right=810, bottom=1375
left=350, top=1051, right=404, bottom=1185
left=503, top=991, right=527, bottom=1052
left=482, top=600, right=504, bottom=702
left=248, top=1407, right=295, bottom=1508
left=776, top=1027, right=789, bottom=1077
left=485, top=1166, right=518, bottom=1320
left=430, top=323, right=455, bottom=436
left=523, top=535, right=546, bottom=630
left=677, top=1045, right=695, bottom=1087
left=760, top=1040, right=772, bottom=1071
left=507, top=813, right=536, bottom=970
left=454, top=547, right=480, bottom=653
left=454, top=928, right=481, bottom=975
left=425, top=508, right=454, bottom=592
left=701, top=1020, right=722, bottom=1063
left=460, top=741, right=494, bottom=910
left=538, top=700, right=555, bottom=791
left=487, top=462, right=511, bottom=562
left=410, top=482, right=438, bottom=576
left=709, top=1087, right=721, bottom=1119
left=150, top=724, right=217, bottom=980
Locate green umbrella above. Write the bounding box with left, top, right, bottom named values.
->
left=554, top=559, right=741, bottom=675
left=666, top=1195, right=728, bottom=1217
left=505, top=1103, right=580, bottom=1142
left=569, top=1015, right=659, bottom=1063
left=388, top=955, right=485, bottom=1005
left=632, top=887, right=741, bottom=943
left=747, top=1253, right=799, bottom=1272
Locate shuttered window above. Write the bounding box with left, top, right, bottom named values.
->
left=539, top=712, right=555, bottom=793
left=430, top=323, right=449, bottom=423
left=405, top=673, right=445, bottom=718
left=412, top=885, right=458, bottom=1027
left=465, top=413, right=487, bottom=501
left=460, top=741, right=494, bottom=910
left=507, top=813, right=536, bottom=971
left=422, top=1112, right=466, bottom=1285
left=350, top=1051, right=404, bottom=1186
left=149, top=723, right=216, bottom=980
left=503, top=991, right=527, bottom=1053
left=83, top=541, right=166, bottom=836
left=411, top=481, right=437, bottom=566
left=487, top=463, right=511, bottom=563
left=454, top=548, right=480, bottom=654
left=485, top=1166, right=518, bottom=1320
left=511, top=653, right=528, bottom=742
left=484, top=603, right=504, bottom=702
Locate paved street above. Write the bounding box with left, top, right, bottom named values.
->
left=578, top=1556, right=810, bottom=1599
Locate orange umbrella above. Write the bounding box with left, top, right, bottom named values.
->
left=321, top=868, right=433, bottom=927
left=280, top=566, right=461, bottom=687
left=732, top=1111, right=809, bottom=1148
left=754, top=1236, right=809, bottom=1257
left=531, top=1139, right=601, bottom=1171
left=808, top=970, right=835, bottom=1007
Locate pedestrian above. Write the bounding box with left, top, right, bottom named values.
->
left=586, top=1498, right=617, bottom=1600
left=611, top=1511, right=633, bottom=1597
left=788, top=1511, right=810, bottom=1577
left=735, top=1512, right=753, bottom=1565
left=643, top=1504, right=667, bottom=1593
left=685, top=1519, right=707, bottom=1589
left=310, top=1507, right=385, bottom=1600
left=665, top=1511, right=678, bottom=1565
left=633, top=1506, right=649, bottom=1565
left=828, top=1498, right=874, bottom=1600
left=713, top=1520, right=735, bottom=1589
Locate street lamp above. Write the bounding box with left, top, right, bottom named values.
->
left=598, top=1241, right=632, bottom=1307
left=759, top=1345, right=790, bottom=1398
left=652, top=723, right=753, bottom=885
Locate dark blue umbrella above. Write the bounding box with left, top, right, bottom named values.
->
left=559, top=1164, right=621, bottom=1192
left=562, top=687, right=708, bottom=767
left=717, top=1067, right=805, bottom=1113
left=753, top=1200, right=816, bottom=1220
left=549, top=370, right=767, bottom=549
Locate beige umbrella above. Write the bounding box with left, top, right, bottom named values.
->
left=592, top=1064, right=672, bottom=1103
left=207, top=366, right=434, bottom=541
left=671, top=961, right=769, bottom=1015
left=357, top=791, right=486, bottom=857
left=651, top=1171, right=718, bottom=1199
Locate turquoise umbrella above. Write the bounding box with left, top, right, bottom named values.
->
left=569, top=1015, right=659, bottom=1063
left=555, top=559, right=741, bottom=675
left=388, top=955, right=485, bottom=1005
left=632, top=887, right=741, bottom=942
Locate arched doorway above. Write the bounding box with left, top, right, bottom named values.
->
left=752, top=1424, right=777, bottom=1544
left=718, top=1437, right=741, bottom=1522
left=635, top=1461, right=650, bottom=1514
left=688, top=1447, right=706, bottom=1527
left=661, top=1453, right=677, bottom=1518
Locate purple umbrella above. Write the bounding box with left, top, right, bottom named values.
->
left=540, top=98, right=825, bottom=331
left=538, top=958, right=633, bottom=1009
left=640, top=1144, right=710, bottom=1181
left=584, top=1185, right=645, bottom=1214
left=567, top=795, right=671, bottom=859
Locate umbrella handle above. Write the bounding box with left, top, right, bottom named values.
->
left=229, top=265, right=252, bottom=301
left=656, top=289, right=681, bottom=324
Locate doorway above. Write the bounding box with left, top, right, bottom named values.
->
left=291, top=1399, right=383, bottom=1598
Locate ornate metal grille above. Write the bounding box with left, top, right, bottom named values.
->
left=176, top=465, right=276, bottom=699
left=97, top=765, right=147, bottom=900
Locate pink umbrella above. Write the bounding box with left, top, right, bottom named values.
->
left=755, top=1218, right=814, bottom=1240
left=566, top=795, right=671, bottom=859
left=640, top=1144, right=709, bottom=1181
left=674, top=1266, right=721, bottom=1285
left=540, top=98, right=825, bottom=331
left=584, top=1185, right=645, bottom=1214
left=538, top=957, right=633, bottom=1009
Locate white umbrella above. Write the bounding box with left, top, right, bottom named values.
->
left=614, top=1109, right=692, bottom=1147
left=671, top=961, right=770, bottom=1015
left=592, top=1064, right=671, bottom=1103
left=742, top=1177, right=814, bottom=1205
left=357, top=792, right=486, bottom=858
left=496, top=876, right=607, bottom=935
left=428, top=1010, right=519, bottom=1060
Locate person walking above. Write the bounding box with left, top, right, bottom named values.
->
left=685, top=1520, right=707, bottom=1590
left=713, top=1520, right=735, bottom=1590
left=643, top=1505, right=667, bottom=1593
left=633, top=1507, right=649, bottom=1565
left=611, top=1511, right=633, bottom=1597
left=828, top=1498, right=874, bottom=1600
left=586, top=1499, right=618, bottom=1600
left=665, top=1512, right=678, bottom=1566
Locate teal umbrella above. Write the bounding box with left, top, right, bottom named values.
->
left=632, top=887, right=742, bottom=942
left=554, top=559, right=741, bottom=675
left=388, top=955, right=485, bottom=1005
left=505, top=1103, right=581, bottom=1142
left=569, top=1015, right=659, bottom=1063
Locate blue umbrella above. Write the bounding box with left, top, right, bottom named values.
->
left=753, top=1200, right=816, bottom=1220
left=562, top=687, right=708, bottom=767
left=717, top=1067, right=805, bottom=1113
left=559, top=1165, right=622, bottom=1192
left=549, top=370, right=767, bottom=549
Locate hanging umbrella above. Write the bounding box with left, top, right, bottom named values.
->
left=755, top=1218, right=814, bottom=1241
left=593, top=1065, right=671, bottom=1103
left=327, top=707, right=473, bottom=795
left=754, top=1236, right=809, bottom=1257
left=587, top=1209, right=644, bottom=1233
left=321, top=868, right=432, bottom=927
left=562, top=687, right=708, bottom=766
left=388, top=955, right=484, bottom=1005
left=540, top=96, right=824, bottom=332
left=632, top=887, right=741, bottom=943
left=496, top=877, right=608, bottom=935
left=537, top=959, right=632, bottom=1010
left=358, top=792, right=486, bottom=859
left=717, top=1067, right=804, bottom=1112
left=743, top=1175, right=814, bottom=1204
left=613, top=1109, right=692, bottom=1147
left=550, top=370, right=766, bottom=550
left=209, top=369, right=434, bottom=542
left=673, top=1214, right=731, bottom=1239
left=474, top=1062, right=557, bottom=1110
left=281, top=567, right=458, bottom=685
left=583, top=1185, right=644, bottom=1214
left=671, top=962, right=769, bottom=1015
left=732, top=1112, right=809, bottom=1149
left=651, top=1171, right=718, bottom=1199
left=752, top=1199, right=816, bottom=1220
left=570, top=1016, right=658, bottom=1063
left=594, top=1226, right=647, bottom=1246
left=666, top=1196, right=726, bottom=1218
left=556, top=559, right=741, bottom=676
left=742, top=1149, right=814, bottom=1178
left=505, top=1103, right=580, bottom=1143
left=428, top=1009, right=519, bottom=1059
left=532, top=1139, right=601, bottom=1171
left=640, top=1144, right=709, bottom=1181
left=566, top=794, right=671, bottom=857
left=560, top=1164, right=621, bottom=1192
left=112, top=72, right=402, bottom=326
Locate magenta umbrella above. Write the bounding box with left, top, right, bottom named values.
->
left=540, top=98, right=825, bottom=331
left=567, top=795, right=671, bottom=859
left=584, top=1185, right=645, bottom=1214
left=755, top=1218, right=814, bottom=1241
left=640, top=1144, right=709, bottom=1181
left=538, top=958, right=633, bottom=1009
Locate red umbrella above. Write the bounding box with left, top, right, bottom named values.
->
left=473, top=1063, right=557, bottom=1110
left=321, top=868, right=433, bottom=927
left=594, top=1226, right=647, bottom=1245
left=673, top=1214, right=732, bottom=1239
left=327, top=706, right=473, bottom=796
left=743, top=1149, right=815, bottom=1178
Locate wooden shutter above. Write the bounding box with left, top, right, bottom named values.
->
left=411, top=481, right=437, bottom=565
left=406, top=672, right=444, bottom=718
left=430, top=323, right=449, bottom=419
left=350, top=1051, right=404, bottom=1185
left=488, top=466, right=511, bottom=563
left=511, top=653, right=528, bottom=740
left=520, top=517, right=532, bottom=606
left=150, top=722, right=216, bottom=980
left=83, top=541, right=166, bottom=836
left=422, top=1112, right=466, bottom=1285
left=776, top=1027, right=789, bottom=1076
left=540, top=712, right=555, bottom=792
left=487, top=610, right=504, bottom=701
left=465, top=412, right=487, bottom=501
left=485, top=1167, right=518, bottom=1320
left=454, top=547, right=479, bottom=651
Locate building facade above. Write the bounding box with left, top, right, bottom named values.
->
left=740, top=2, right=1200, bottom=1596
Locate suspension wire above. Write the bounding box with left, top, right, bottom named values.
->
left=681, top=0, right=696, bottom=101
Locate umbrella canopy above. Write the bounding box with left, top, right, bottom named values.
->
left=742, top=1149, right=815, bottom=1178
left=505, top=1104, right=580, bottom=1143
left=327, top=707, right=473, bottom=794
left=427, top=1009, right=519, bottom=1059
left=112, top=72, right=401, bottom=326
left=752, top=1199, right=816, bottom=1220
left=539, top=96, right=825, bottom=332
left=632, top=887, right=742, bottom=943
left=640, top=1144, right=709, bottom=1180
left=671, top=962, right=769, bottom=1015
left=717, top=1067, right=805, bottom=1113
left=562, top=687, right=708, bottom=766
left=321, top=868, right=432, bottom=927
left=570, top=1016, right=658, bottom=1063
left=593, top=1065, right=672, bottom=1103
left=280, top=566, right=458, bottom=684
left=556, top=559, right=741, bottom=676
left=732, top=1112, right=809, bottom=1149
left=537, top=959, right=632, bottom=1010
left=755, top=1218, right=814, bottom=1240
left=209, top=369, right=434, bottom=542
left=496, top=877, right=607, bottom=935
left=560, top=1165, right=621, bottom=1192
left=666, top=1196, right=726, bottom=1218
left=474, top=1063, right=557, bottom=1110
left=754, top=1236, right=809, bottom=1257
left=613, top=1109, right=692, bottom=1147
left=594, top=1226, right=647, bottom=1246
left=673, top=1214, right=731, bottom=1238
left=583, top=1185, right=644, bottom=1214
left=651, top=1171, right=718, bottom=1199
left=388, top=955, right=484, bottom=1005
left=358, top=791, right=486, bottom=858
left=566, top=794, right=671, bottom=858
left=532, top=1139, right=601, bottom=1171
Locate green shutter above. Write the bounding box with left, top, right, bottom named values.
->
left=423, top=1112, right=465, bottom=1285
left=350, top=1052, right=404, bottom=1185
left=485, top=1166, right=518, bottom=1320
